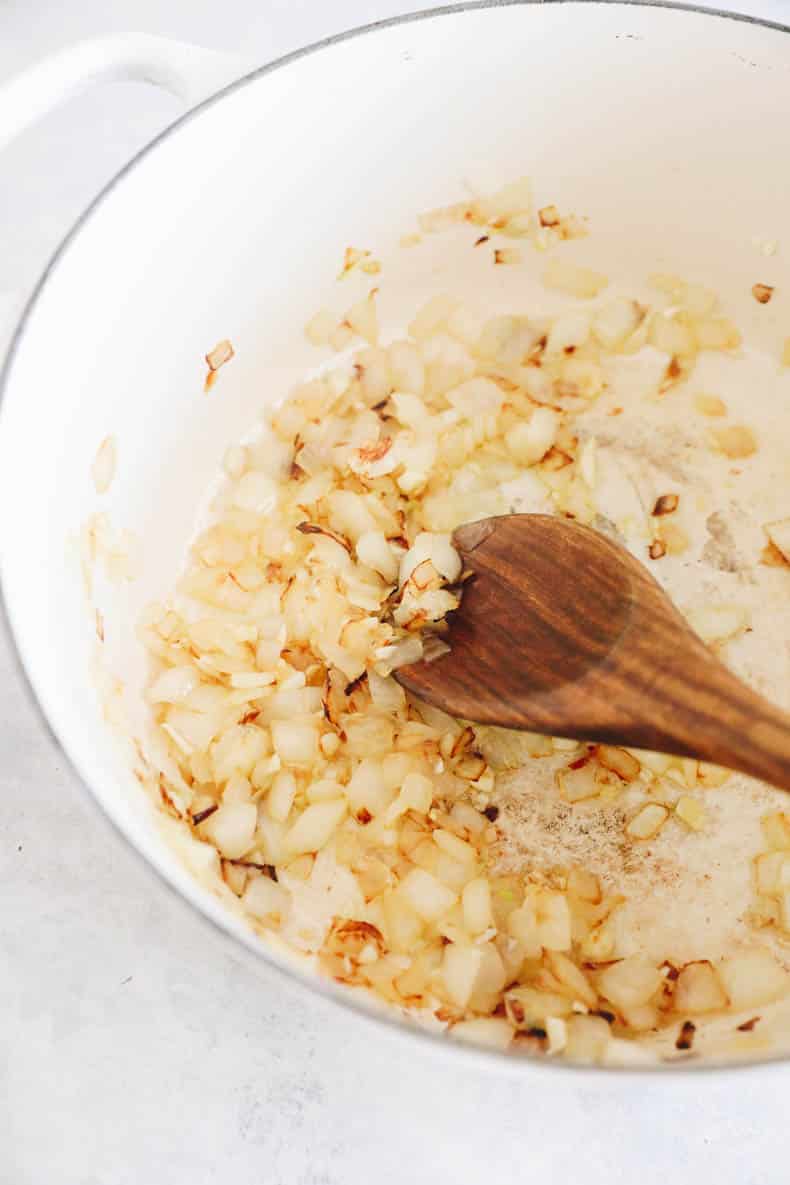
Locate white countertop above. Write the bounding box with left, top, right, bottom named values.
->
left=3, top=2, right=790, bottom=1181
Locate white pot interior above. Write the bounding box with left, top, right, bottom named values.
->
left=3, top=1, right=790, bottom=1068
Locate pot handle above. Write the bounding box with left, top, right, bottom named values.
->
left=0, top=33, right=253, bottom=153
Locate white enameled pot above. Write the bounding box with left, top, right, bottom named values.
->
left=3, top=3, right=790, bottom=1078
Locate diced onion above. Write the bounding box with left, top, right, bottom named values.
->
left=92, top=436, right=117, bottom=494
left=283, top=799, right=347, bottom=856
left=202, top=802, right=257, bottom=859
left=271, top=719, right=319, bottom=765
left=673, top=961, right=728, bottom=1013
left=450, top=1017, right=513, bottom=1050
left=398, top=868, right=458, bottom=922
left=148, top=666, right=201, bottom=704
left=718, top=951, right=788, bottom=1009
left=242, top=875, right=290, bottom=922
left=596, top=958, right=662, bottom=1009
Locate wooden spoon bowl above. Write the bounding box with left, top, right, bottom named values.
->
left=396, top=514, right=790, bottom=792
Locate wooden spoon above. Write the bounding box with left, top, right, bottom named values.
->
left=396, top=514, right=790, bottom=792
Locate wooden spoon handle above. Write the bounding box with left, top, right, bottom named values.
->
left=569, top=588, right=790, bottom=791
left=641, top=654, right=790, bottom=792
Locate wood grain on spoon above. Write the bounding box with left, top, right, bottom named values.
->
left=396, top=514, right=790, bottom=792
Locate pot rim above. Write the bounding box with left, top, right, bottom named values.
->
left=3, top=0, right=790, bottom=1080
